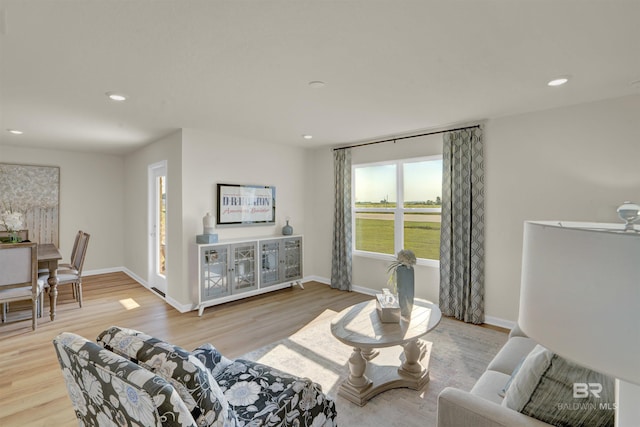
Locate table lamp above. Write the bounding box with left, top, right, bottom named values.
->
left=518, top=221, right=640, bottom=427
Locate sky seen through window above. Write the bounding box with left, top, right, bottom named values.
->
left=355, top=160, right=442, bottom=203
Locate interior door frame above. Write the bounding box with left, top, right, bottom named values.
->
left=148, top=160, right=168, bottom=296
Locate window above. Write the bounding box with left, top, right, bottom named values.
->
left=353, top=156, right=442, bottom=264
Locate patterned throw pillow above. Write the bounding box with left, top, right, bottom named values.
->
left=97, top=326, right=238, bottom=427
left=502, top=344, right=614, bottom=427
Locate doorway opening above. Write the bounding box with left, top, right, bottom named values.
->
left=148, top=161, right=167, bottom=296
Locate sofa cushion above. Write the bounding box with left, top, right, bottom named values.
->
left=470, top=370, right=512, bottom=404
left=53, top=332, right=196, bottom=427
left=97, top=326, right=237, bottom=427
left=503, top=344, right=614, bottom=427
left=486, top=336, right=537, bottom=375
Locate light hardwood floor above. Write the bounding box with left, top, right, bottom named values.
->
left=0, top=272, right=372, bottom=427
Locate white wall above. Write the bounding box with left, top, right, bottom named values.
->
left=304, top=148, right=333, bottom=280
left=484, top=94, right=640, bottom=322
left=305, top=133, right=443, bottom=303
left=0, top=145, right=125, bottom=271
left=180, top=129, right=307, bottom=305
left=305, top=94, right=640, bottom=324
left=123, top=131, right=183, bottom=301
left=5, top=94, right=638, bottom=322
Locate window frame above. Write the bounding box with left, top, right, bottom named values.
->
left=352, top=155, right=442, bottom=268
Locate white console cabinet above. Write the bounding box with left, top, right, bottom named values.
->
left=196, top=235, right=303, bottom=316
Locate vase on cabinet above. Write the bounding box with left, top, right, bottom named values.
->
left=203, top=212, right=215, bottom=235
left=282, top=220, right=293, bottom=235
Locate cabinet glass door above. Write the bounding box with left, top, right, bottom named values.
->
left=283, top=237, right=302, bottom=281
left=260, top=240, right=281, bottom=287
left=201, top=246, right=230, bottom=300
left=232, top=243, right=257, bottom=293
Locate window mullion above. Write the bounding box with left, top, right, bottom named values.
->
left=395, top=161, right=403, bottom=254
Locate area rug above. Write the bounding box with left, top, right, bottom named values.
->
left=240, top=309, right=508, bottom=427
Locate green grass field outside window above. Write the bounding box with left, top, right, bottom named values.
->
left=355, top=218, right=441, bottom=260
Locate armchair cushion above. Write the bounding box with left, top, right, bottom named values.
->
left=53, top=332, right=197, bottom=427
left=216, top=358, right=337, bottom=427
left=97, top=326, right=237, bottom=427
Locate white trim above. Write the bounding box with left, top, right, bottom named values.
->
left=83, top=269, right=516, bottom=329
left=352, top=250, right=440, bottom=268
left=148, top=160, right=168, bottom=295
left=122, top=267, right=147, bottom=287
left=351, top=284, right=378, bottom=296
left=83, top=267, right=127, bottom=277
left=352, top=155, right=443, bottom=262
left=313, top=275, right=514, bottom=329
left=304, top=275, right=329, bottom=285
left=483, top=316, right=516, bottom=331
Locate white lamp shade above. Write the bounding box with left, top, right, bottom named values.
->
left=519, top=221, right=640, bottom=386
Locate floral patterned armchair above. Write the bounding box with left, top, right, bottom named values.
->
left=53, top=326, right=337, bottom=427
left=53, top=333, right=198, bottom=426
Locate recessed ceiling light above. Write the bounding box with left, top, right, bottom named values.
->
left=7, top=129, right=23, bottom=135
left=547, top=77, right=569, bottom=87
left=106, top=91, right=127, bottom=101
left=302, top=134, right=313, bottom=140
left=308, top=81, right=325, bottom=89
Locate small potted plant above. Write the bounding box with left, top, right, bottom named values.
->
left=387, top=249, right=416, bottom=317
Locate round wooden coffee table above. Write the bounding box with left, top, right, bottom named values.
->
left=330, top=298, right=441, bottom=406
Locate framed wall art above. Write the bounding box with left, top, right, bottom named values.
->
left=216, top=183, right=276, bottom=226
left=0, top=163, right=60, bottom=244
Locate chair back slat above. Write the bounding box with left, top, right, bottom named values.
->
left=0, top=243, right=36, bottom=288
left=0, top=242, right=40, bottom=330
left=71, top=232, right=90, bottom=273
left=69, top=230, right=83, bottom=266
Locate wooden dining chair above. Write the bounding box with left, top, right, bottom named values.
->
left=40, top=231, right=90, bottom=308
left=39, top=229, right=82, bottom=274
left=0, top=242, right=45, bottom=330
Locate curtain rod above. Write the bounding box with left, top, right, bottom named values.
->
left=332, top=124, right=480, bottom=151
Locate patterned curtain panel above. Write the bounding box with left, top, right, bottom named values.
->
left=331, top=148, right=352, bottom=291
left=439, top=127, right=485, bottom=324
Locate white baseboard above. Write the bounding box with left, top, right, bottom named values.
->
left=84, top=266, right=193, bottom=314
left=483, top=316, right=516, bottom=330
left=303, top=275, right=328, bottom=285
left=83, top=267, right=125, bottom=276
left=83, top=270, right=517, bottom=328
left=310, top=275, right=515, bottom=330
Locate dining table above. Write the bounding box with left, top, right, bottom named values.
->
left=38, top=243, right=62, bottom=320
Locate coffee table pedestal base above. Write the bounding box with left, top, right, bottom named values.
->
left=338, top=340, right=432, bottom=406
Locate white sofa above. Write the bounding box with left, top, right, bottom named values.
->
left=437, top=325, right=554, bottom=427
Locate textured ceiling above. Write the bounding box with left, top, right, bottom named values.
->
left=1, top=0, right=639, bottom=155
